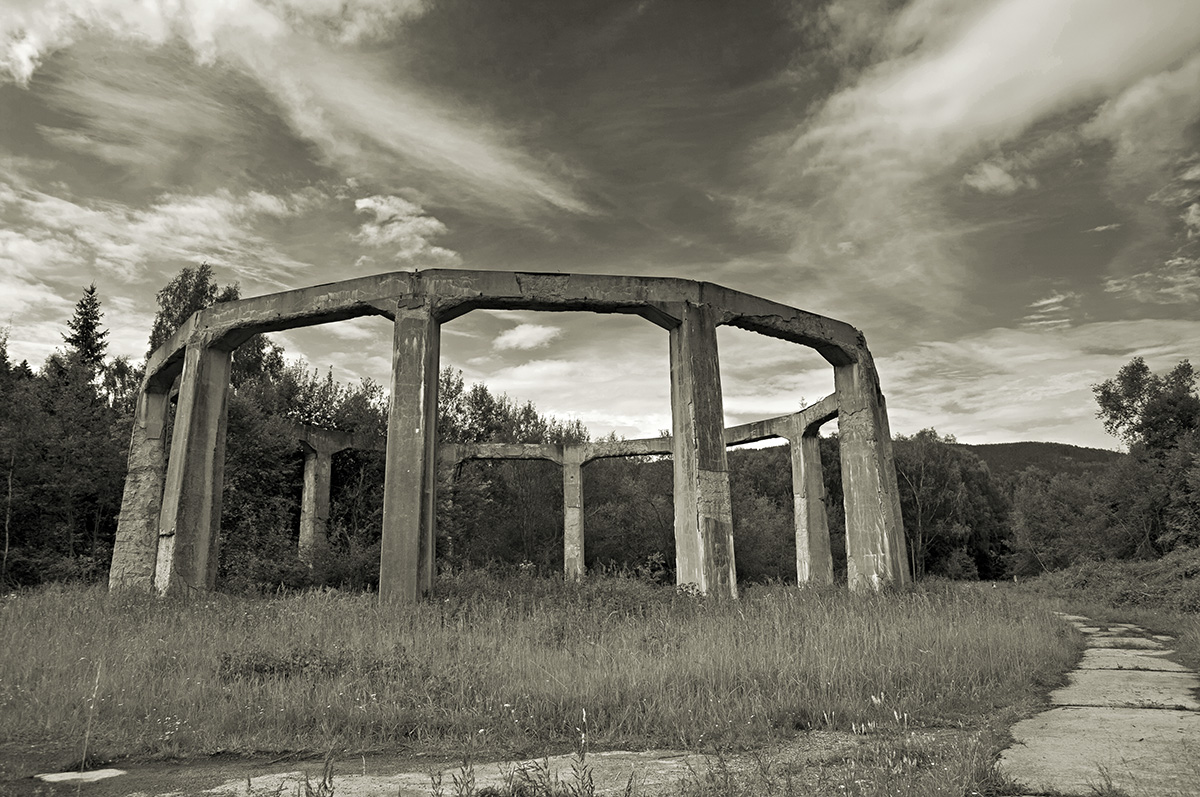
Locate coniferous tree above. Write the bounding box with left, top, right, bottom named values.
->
left=63, top=283, right=108, bottom=370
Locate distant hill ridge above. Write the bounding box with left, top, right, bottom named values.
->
left=956, top=441, right=1124, bottom=479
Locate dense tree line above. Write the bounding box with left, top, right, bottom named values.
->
left=2, top=268, right=1194, bottom=591
left=1005, top=358, right=1199, bottom=576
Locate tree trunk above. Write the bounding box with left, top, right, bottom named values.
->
left=3, top=451, right=12, bottom=585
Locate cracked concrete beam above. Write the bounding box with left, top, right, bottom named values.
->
left=441, top=442, right=564, bottom=465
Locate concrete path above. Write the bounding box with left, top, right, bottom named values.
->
left=998, top=613, right=1200, bottom=796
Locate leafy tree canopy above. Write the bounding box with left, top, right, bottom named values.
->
left=1093, top=357, right=1199, bottom=453
left=147, top=263, right=282, bottom=386
left=147, top=263, right=238, bottom=356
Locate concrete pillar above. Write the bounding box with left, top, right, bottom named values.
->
left=669, top=302, right=736, bottom=598
left=154, top=344, right=232, bottom=595
left=380, top=298, right=440, bottom=603
left=834, top=357, right=909, bottom=590
left=298, top=443, right=332, bottom=564
left=109, top=388, right=171, bottom=591
left=791, top=423, right=834, bottom=585
left=562, top=447, right=584, bottom=580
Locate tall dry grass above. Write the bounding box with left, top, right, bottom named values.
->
left=0, top=572, right=1076, bottom=763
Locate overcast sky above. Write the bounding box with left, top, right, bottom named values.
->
left=2, top=0, right=1199, bottom=449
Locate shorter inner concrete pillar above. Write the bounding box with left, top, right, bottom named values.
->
left=299, top=443, right=332, bottom=564
left=109, top=387, right=171, bottom=591
left=154, top=344, right=232, bottom=596
left=791, top=425, right=834, bottom=585
left=562, top=447, right=584, bottom=580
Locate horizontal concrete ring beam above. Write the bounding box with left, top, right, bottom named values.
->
left=141, top=270, right=868, bottom=391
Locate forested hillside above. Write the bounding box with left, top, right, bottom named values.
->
left=958, top=441, right=1123, bottom=480
left=2, top=268, right=1197, bottom=591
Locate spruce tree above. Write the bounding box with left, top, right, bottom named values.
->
left=63, top=283, right=108, bottom=369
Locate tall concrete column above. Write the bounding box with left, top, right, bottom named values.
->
left=790, top=421, right=834, bottom=585
left=380, top=298, right=440, bottom=603
left=298, top=443, right=332, bottom=564
left=109, top=388, right=171, bottom=591
left=834, top=357, right=909, bottom=590
left=154, top=344, right=232, bottom=595
left=562, top=447, right=584, bottom=580
left=669, top=302, right=736, bottom=598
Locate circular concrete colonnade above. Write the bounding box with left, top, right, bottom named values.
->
left=108, top=269, right=908, bottom=602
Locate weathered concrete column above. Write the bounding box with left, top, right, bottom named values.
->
left=380, top=298, right=440, bottom=603
left=834, top=357, right=909, bottom=590
left=298, top=443, right=332, bottom=564
left=562, top=446, right=584, bottom=580
left=154, top=344, right=232, bottom=595
left=791, top=422, right=834, bottom=585
left=669, top=302, right=736, bottom=598
left=109, top=388, right=171, bottom=591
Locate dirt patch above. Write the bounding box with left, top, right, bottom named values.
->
left=1, top=727, right=1012, bottom=797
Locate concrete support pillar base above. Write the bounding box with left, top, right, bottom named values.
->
left=793, top=429, right=834, bottom=585
left=380, top=299, right=440, bottom=603
left=154, top=344, right=232, bottom=596
left=670, top=303, right=736, bottom=598
left=299, top=444, right=332, bottom=565
left=562, top=449, right=584, bottom=580
left=109, top=389, right=171, bottom=591
left=835, top=358, right=909, bottom=591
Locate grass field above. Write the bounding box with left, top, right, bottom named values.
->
left=1, top=571, right=1077, bottom=782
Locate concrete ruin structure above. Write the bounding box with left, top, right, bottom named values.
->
left=440, top=394, right=841, bottom=585
left=109, top=269, right=908, bottom=601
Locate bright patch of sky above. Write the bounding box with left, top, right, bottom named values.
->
left=2, top=0, right=1199, bottom=449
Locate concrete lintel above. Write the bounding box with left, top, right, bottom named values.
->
left=143, top=270, right=867, bottom=391
left=200, top=273, right=412, bottom=351
left=441, top=442, right=564, bottom=466
left=294, top=423, right=358, bottom=456
left=798, top=393, right=839, bottom=436
left=583, top=438, right=671, bottom=462
left=706, top=283, right=861, bottom=366
left=144, top=316, right=196, bottom=393
left=722, top=417, right=790, bottom=447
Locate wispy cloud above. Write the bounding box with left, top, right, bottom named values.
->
left=1104, top=257, right=1200, bottom=305
left=878, top=318, right=1200, bottom=446
left=962, top=162, right=1037, bottom=195
left=353, top=194, right=460, bottom=267
left=0, top=179, right=316, bottom=284
left=493, top=323, right=562, bottom=351
left=744, top=0, right=1200, bottom=332
left=1084, top=224, right=1121, bottom=233
left=1020, top=291, right=1078, bottom=329
left=1, top=0, right=588, bottom=219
